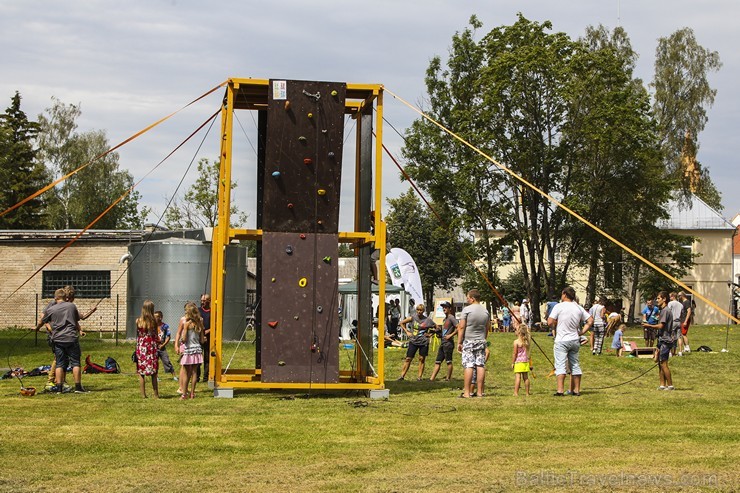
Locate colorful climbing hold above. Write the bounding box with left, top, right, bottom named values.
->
left=268, top=321, right=279, bottom=328
left=317, top=189, right=326, bottom=196
left=272, top=171, right=281, bottom=178
left=303, top=158, right=312, bottom=165
left=298, top=277, right=308, bottom=288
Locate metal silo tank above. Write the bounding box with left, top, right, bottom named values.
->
left=221, top=244, right=248, bottom=340
left=126, top=238, right=247, bottom=341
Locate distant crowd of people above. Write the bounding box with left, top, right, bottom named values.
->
left=385, top=285, right=691, bottom=396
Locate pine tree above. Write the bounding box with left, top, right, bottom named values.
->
left=0, top=92, right=49, bottom=228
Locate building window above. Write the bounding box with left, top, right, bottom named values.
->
left=501, top=245, right=515, bottom=263
left=42, top=271, right=111, bottom=299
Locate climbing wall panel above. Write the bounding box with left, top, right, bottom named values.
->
left=260, top=231, right=339, bottom=383
left=262, top=79, right=346, bottom=233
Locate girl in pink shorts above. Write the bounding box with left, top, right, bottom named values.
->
left=175, top=302, right=205, bottom=400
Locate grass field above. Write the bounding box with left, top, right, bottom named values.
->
left=1, top=325, right=738, bottom=492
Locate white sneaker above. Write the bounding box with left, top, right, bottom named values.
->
left=684, top=347, right=690, bottom=353
left=666, top=386, right=674, bottom=390
left=677, top=352, right=683, bottom=357
left=657, top=386, right=666, bottom=390
left=173, top=376, right=179, bottom=381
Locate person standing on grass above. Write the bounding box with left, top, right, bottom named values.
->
left=512, top=324, right=531, bottom=396
left=501, top=304, right=511, bottom=332
left=510, top=301, right=521, bottom=333
left=135, top=300, right=160, bottom=399
left=397, top=304, right=434, bottom=380
left=175, top=303, right=194, bottom=394
left=520, top=299, right=531, bottom=329
left=197, top=294, right=212, bottom=383
left=667, top=292, right=682, bottom=355
left=611, top=323, right=626, bottom=357
left=154, top=310, right=177, bottom=381
left=35, top=288, right=89, bottom=394
left=39, top=293, right=64, bottom=392
left=642, top=291, right=674, bottom=390
left=678, top=291, right=693, bottom=355
left=642, top=297, right=660, bottom=348
left=547, top=286, right=593, bottom=397
left=388, top=299, right=401, bottom=338
left=456, top=289, right=491, bottom=398
left=175, top=303, right=206, bottom=399
left=430, top=301, right=457, bottom=382
left=589, top=297, right=606, bottom=355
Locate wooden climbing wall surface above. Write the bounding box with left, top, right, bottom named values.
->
left=259, top=79, right=346, bottom=383
left=260, top=231, right=339, bottom=383
left=261, top=79, right=347, bottom=233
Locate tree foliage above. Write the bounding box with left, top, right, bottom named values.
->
left=562, top=25, right=671, bottom=307
left=651, top=27, right=722, bottom=209
left=401, top=16, right=707, bottom=319
left=0, top=92, right=49, bottom=228
left=37, top=97, right=148, bottom=229
left=163, top=158, right=247, bottom=229
left=384, top=189, right=469, bottom=309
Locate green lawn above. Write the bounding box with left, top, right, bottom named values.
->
left=1, top=325, right=738, bottom=492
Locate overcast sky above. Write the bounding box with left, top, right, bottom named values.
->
left=2, top=1, right=738, bottom=230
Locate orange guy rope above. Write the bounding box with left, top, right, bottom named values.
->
left=1, top=81, right=227, bottom=219
left=384, top=86, right=740, bottom=325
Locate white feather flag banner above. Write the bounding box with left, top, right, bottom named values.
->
left=385, top=248, right=424, bottom=305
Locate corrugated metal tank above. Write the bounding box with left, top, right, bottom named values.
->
left=126, top=238, right=247, bottom=340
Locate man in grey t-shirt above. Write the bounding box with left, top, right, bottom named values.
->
left=456, top=289, right=491, bottom=398
left=36, top=288, right=87, bottom=393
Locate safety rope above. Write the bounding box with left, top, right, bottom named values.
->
left=587, top=362, right=658, bottom=390
left=0, top=81, right=227, bottom=220
left=224, top=298, right=261, bottom=374
left=383, top=87, right=740, bottom=325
